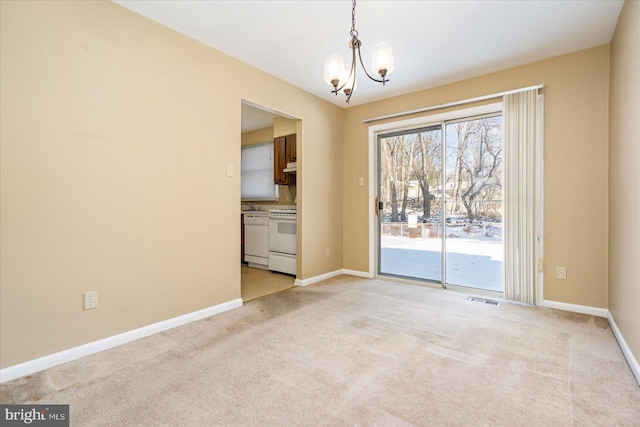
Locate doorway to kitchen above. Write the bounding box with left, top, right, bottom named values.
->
left=375, top=104, right=504, bottom=293
left=240, top=100, right=300, bottom=301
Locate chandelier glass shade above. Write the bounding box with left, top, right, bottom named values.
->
left=324, top=0, right=394, bottom=103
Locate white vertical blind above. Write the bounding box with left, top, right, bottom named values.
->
left=241, top=142, right=278, bottom=201
left=503, top=89, right=541, bottom=304
left=535, top=95, right=545, bottom=305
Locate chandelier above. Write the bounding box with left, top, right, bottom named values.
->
left=324, top=0, right=395, bottom=103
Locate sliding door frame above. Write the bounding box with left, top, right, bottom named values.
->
left=376, top=124, right=443, bottom=283
left=368, top=103, right=503, bottom=285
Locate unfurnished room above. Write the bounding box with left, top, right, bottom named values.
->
left=1, top=0, right=639, bottom=425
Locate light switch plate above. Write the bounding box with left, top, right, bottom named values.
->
left=226, top=164, right=234, bottom=177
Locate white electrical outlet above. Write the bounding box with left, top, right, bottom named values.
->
left=84, top=291, right=98, bottom=310
left=325, top=248, right=330, bottom=257
left=556, top=266, right=567, bottom=280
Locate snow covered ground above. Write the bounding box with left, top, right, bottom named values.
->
left=380, top=224, right=503, bottom=292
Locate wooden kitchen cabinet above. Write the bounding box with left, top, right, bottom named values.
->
left=274, top=133, right=296, bottom=185
left=284, top=133, right=296, bottom=165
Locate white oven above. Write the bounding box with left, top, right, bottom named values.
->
left=268, top=209, right=296, bottom=275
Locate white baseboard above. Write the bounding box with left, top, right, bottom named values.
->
left=342, top=269, right=374, bottom=278
left=543, top=300, right=608, bottom=318
left=0, top=298, right=243, bottom=384
left=608, top=311, right=640, bottom=386
left=295, top=269, right=343, bottom=287
left=294, top=268, right=373, bottom=287
left=543, top=300, right=639, bottom=386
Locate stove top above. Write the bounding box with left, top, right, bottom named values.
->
left=269, top=209, right=297, bottom=218
left=269, top=209, right=297, bottom=214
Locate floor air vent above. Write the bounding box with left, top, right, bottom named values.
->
left=468, top=297, right=500, bottom=306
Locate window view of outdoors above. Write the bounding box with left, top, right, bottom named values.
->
left=378, top=116, right=504, bottom=291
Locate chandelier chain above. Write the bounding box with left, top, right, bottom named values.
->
left=350, top=0, right=358, bottom=38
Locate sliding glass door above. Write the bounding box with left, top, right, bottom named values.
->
left=378, top=126, right=442, bottom=282
left=377, top=115, right=504, bottom=292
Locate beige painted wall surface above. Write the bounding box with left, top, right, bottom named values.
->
left=609, top=0, right=640, bottom=366
left=241, top=127, right=273, bottom=146
left=343, top=46, right=610, bottom=308
left=273, top=117, right=297, bottom=138
left=0, top=1, right=343, bottom=368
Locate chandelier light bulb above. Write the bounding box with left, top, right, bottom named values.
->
left=324, top=54, right=345, bottom=89
left=341, top=66, right=357, bottom=97
left=372, top=42, right=395, bottom=79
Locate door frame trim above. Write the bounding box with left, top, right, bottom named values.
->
left=367, top=103, right=502, bottom=279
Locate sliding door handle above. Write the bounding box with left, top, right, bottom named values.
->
left=375, top=197, right=383, bottom=216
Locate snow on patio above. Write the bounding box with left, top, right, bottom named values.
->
left=380, top=223, right=503, bottom=292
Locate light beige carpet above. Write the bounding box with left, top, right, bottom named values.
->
left=241, top=265, right=295, bottom=302
left=2, top=276, right=639, bottom=426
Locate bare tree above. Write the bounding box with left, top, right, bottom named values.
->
left=447, top=121, right=478, bottom=215
left=448, top=118, right=502, bottom=221
left=380, top=137, right=401, bottom=222
left=399, top=134, right=415, bottom=222
left=380, top=117, right=502, bottom=228
left=411, top=130, right=440, bottom=219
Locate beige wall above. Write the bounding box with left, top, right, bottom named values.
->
left=343, top=46, right=610, bottom=308
left=609, top=0, right=640, bottom=367
left=241, top=127, right=273, bottom=146
left=273, top=118, right=297, bottom=138
left=0, top=1, right=343, bottom=368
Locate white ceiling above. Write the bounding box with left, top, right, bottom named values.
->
left=240, top=101, right=286, bottom=134
left=114, top=0, right=623, bottom=110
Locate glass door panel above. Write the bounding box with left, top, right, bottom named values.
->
left=378, top=126, right=442, bottom=282
left=377, top=114, right=504, bottom=293
left=444, top=116, right=504, bottom=291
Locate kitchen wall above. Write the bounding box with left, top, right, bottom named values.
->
left=0, top=0, right=343, bottom=368
left=343, top=46, right=610, bottom=309
left=273, top=117, right=297, bottom=138
left=609, top=0, right=640, bottom=371
left=241, top=127, right=273, bottom=147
